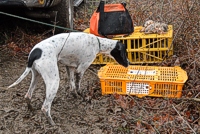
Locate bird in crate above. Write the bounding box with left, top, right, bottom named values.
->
left=140, top=20, right=168, bottom=34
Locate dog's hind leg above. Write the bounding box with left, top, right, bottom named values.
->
left=24, top=68, right=40, bottom=111
left=36, top=62, right=60, bottom=125
left=66, top=66, right=75, bottom=90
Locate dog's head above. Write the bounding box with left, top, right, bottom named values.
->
left=110, top=42, right=129, bottom=67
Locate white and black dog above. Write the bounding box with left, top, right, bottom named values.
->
left=7, top=32, right=129, bottom=125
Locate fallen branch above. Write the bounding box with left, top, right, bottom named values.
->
left=87, top=68, right=99, bottom=77
left=0, top=87, right=9, bottom=90
left=176, top=97, right=200, bottom=102
left=172, top=104, right=196, bottom=134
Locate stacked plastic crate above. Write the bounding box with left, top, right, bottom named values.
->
left=84, top=25, right=173, bottom=64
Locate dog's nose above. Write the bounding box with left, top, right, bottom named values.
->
left=123, top=59, right=129, bottom=67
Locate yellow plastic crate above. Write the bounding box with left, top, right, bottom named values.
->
left=98, top=64, right=188, bottom=98
left=84, top=25, right=173, bottom=64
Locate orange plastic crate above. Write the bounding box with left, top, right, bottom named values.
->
left=98, top=64, right=188, bottom=98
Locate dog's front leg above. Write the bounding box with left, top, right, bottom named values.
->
left=66, top=66, right=79, bottom=98
left=75, top=63, right=91, bottom=99
left=75, top=71, right=84, bottom=96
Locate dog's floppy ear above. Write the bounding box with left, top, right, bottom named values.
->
left=116, top=41, right=122, bottom=50
left=116, top=41, right=126, bottom=59
left=110, top=41, right=129, bottom=67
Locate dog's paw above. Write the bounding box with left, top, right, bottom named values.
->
left=24, top=97, right=35, bottom=112
left=69, top=92, right=80, bottom=99
left=70, top=92, right=78, bottom=98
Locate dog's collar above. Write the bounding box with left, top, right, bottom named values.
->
left=97, top=37, right=101, bottom=52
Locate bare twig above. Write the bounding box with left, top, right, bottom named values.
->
left=194, top=92, right=200, bottom=98
left=87, top=68, right=98, bottom=77
left=172, top=104, right=196, bottom=134
left=183, top=98, right=200, bottom=102
left=0, top=87, right=9, bottom=90
left=52, top=11, right=58, bottom=35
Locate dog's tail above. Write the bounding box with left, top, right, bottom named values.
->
left=7, top=48, right=42, bottom=89
left=7, top=67, right=31, bottom=89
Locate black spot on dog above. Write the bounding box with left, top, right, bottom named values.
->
left=28, top=48, right=42, bottom=68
